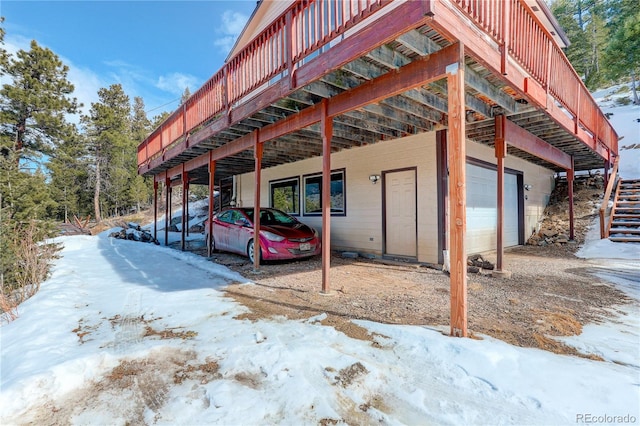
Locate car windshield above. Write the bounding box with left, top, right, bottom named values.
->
left=243, top=209, right=298, bottom=225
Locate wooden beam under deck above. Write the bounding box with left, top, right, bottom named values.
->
left=136, top=0, right=620, bottom=344
left=156, top=44, right=459, bottom=183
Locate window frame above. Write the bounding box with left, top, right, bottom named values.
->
left=269, top=176, right=300, bottom=216
left=302, top=168, right=346, bottom=217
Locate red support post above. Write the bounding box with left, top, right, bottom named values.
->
left=495, top=115, right=507, bottom=272
left=153, top=180, right=158, bottom=242
left=253, top=131, right=263, bottom=271
left=446, top=43, right=467, bottom=337
left=321, top=100, right=333, bottom=294
left=568, top=156, right=575, bottom=240
left=181, top=168, right=188, bottom=251
left=603, top=150, right=610, bottom=189
left=186, top=174, right=190, bottom=237
left=165, top=176, right=170, bottom=247
left=208, top=154, right=216, bottom=257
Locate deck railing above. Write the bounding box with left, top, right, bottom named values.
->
left=599, top=156, right=619, bottom=239
left=453, top=0, right=617, bottom=156
left=139, top=0, right=618, bottom=171
left=138, top=0, right=389, bottom=168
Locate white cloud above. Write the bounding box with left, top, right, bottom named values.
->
left=213, top=10, right=249, bottom=55
left=220, top=10, right=249, bottom=36
left=1, top=35, right=191, bottom=124
left=155, top=72, right=199, bottom=97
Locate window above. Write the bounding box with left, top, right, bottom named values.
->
left=303, top=169, right=345, bottom=216
left=270, top=177, right=300, bottom=215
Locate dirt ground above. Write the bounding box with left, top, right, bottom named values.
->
left=209, top=246, right=632, bottom=358
left=201, top=181, right=634, bottom=357
left=95, top=178, right=636, bottom=357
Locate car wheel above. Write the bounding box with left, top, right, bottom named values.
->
left=205, top=233, right=217, bottom=254
left=247, top=239, right=261, bottom=264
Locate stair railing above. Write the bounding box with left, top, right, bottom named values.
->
left=599, top=156, right=619, bottom=239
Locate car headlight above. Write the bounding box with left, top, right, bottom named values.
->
left=313, top=228, right=319, bottom=237
left=260, top=230, right=285, bottom=242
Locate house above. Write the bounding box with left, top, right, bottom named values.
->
left=137, top=0, right=619, bottom=336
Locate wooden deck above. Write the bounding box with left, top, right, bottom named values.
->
left=137, top=0, right=620, bottom=336
left=138, top=0, right=617, bottom=185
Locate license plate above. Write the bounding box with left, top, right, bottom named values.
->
left=299, top=243, right=311, bottom=251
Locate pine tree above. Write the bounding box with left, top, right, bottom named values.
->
left=130, top=97, right=153, bottom=212
left=180, top=87, right=192, bottom=105
left=0, top=40, right=79, bottom=163
left=82, top=84, right=131, bottom=222
left=48, top=127, right=91, bottom=221
left=603, top=2, right=640, bottom=103
left=551, top=0, right=608, bottom=89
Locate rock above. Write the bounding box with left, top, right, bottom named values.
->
left=481, top=260, right=494, bottom=270
left=359, top=253, right=377, bottom=259
left=467, top=266, right=480, bottom=274
left=341, top=251, right=359, bottom=259
left=542, top=228, right=557, bottom=238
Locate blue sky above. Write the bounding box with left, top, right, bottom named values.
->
left=1, top=0, right=257, bottom=121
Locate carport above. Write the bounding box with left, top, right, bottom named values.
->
left=139, top=1, right=618, bottom=337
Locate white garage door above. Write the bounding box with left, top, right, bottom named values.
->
left=465, top=163, right=520, bottom=254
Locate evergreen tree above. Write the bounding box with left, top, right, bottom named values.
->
left=0, top=40, right=79, bottom=163
left=82, top=84, right=131, bottom=222
left=551, top=0, right=608, bottom=89
left=0, top=17, right=8, bottom=73
left=180, top=87, right=191, bottom=105
left=129, top=97, right=153, bottom=211
left=48, top=127, right=91, bottom=221
left=603, top=3, right=640, bottom=103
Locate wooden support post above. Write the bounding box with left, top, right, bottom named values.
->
left=153, top=180, right=158, bottom=242
left=165, top=176, right=170, bottom=247
left=186, top=176, right=190, bottom=237
left=181, top=168, right=188, bottom=251
left=253, top=131, right=262, bottom=271
left=208, top=154, right=215, bottom=258
left=446, top=43, right=467, bottom=337
left=495, top=115, right=507, bottom=273
left=436, top=130, right=448, bottom=265
left=568, top=156, right=575, bottom=241
left=603, top=154, right=610, bottom=189
left=321, top=100, right=333, bottom=294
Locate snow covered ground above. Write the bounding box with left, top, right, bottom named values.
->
left=0, top=231, right=638, bottom=425
left=0, top=95, right=639, bottom=425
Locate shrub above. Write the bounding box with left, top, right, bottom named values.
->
left=0, top=219, right=60, bottom=323
left=614, top=96, right=632, bottom=106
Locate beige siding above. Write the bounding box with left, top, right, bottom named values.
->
left=236, top=135, right=554, bottom=264
left=237, top=133, right=439, bottom=263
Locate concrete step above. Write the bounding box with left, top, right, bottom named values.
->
left=609, top=228, right=640, bottom=235
left=609, top=236, right=640, bottom=243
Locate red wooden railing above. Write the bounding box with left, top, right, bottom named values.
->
left=138, top=0, right=388, bottom=168
left=599, top=156, right=619, bottom=238
left=453, top=0, right=617, bottom=155
left=139, top=0, right=618, bottom=170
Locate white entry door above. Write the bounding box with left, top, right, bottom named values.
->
left=385, top=169, right=417, bottom=257
left=466, top=163, right=520, bottom=254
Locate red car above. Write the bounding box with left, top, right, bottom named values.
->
left=205, top=208, right=321, bottom=262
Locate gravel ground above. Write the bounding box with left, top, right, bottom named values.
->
left=210, top=243, right=633, bottom=357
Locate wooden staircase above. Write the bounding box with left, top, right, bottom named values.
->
left=608, top=179, right=640, bottom=243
